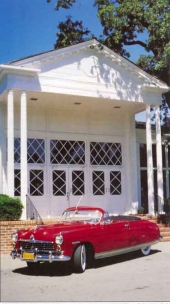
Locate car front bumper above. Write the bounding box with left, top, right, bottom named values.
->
left=11, top=250, right=71, bottom=263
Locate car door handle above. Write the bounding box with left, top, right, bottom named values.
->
left=125, top=223, right=130, bottom=227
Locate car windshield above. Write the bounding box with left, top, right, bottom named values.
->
left=61, top=209, right=102, bottom=223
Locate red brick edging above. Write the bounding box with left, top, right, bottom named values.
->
left=0, top=219, right=59, bottom=254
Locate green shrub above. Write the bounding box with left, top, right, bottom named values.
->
left=164, top=198, right=170, bottom=214
left=138, top=206, right=145, bottom=214
left=0, top=195, right=23, bottom=220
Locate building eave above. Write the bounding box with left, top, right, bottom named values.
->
left=0, top=64, right=41, bottom=82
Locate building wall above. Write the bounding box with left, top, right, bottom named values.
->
left=0, top=102, right=138, bottom=216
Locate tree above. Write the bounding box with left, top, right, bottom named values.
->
left=48, top=0, right=170, bottom=126
left=54, top=16, right=91, bottom=49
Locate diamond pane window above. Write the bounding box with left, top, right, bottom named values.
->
left=14, top=138, right=20, bottom=163
left=72, top=171, right=85, bottom=195
left=50, top=140, right=85, bottom=164
left=90, top=142, right=122, bottom=165
left=14, top=169, right=21, bottom=196
left=30, top=170, right=44, bottom=196
left=92, top=171, right=105, bottom=195
left=14, top=138, right=45, bottom=163
left=110, top=171, right=121, bottom=195
left=53, top=170, right=66, bottom=196
left=27, top=139, right=45, bottom=163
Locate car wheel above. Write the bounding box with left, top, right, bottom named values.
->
left=141, top=246, right=151, bottom=256
left=73, top=244, right=86, bottom=273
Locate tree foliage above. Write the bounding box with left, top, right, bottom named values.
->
left=48, top=0, right=170, bottom=126
left=54, top=16, right=91, bottom=49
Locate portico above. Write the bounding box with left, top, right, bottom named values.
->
left=0, top=39, right=169, bottom=219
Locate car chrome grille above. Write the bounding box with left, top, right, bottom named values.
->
left=19, top=241, right=54, bottom=251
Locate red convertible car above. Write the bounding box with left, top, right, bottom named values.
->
left=11, top=206, right=162, bottom=273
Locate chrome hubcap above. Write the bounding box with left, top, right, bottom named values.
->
left=81, top=245, right=86, bottom=271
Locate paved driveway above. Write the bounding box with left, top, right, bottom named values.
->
left=1, top=242, right=170, bottom=302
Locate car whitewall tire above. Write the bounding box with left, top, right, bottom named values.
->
left=73, top=244, right=86, bottom=273
left=141, top=246, right=151, bottom=256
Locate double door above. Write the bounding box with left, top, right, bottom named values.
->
left=27, top=166, right=124, bottom=217
left=50, top=166, right=86, bottom=216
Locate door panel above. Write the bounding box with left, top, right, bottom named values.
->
left=97, top=221, right=129, bottom=253
left=69, top=168, right=86, bottom=207
left=109, top=222, right=129, bottom=250
left=91, top=169, right=106, bottom=210
left=127, top=220, right=150, bottom=247
left=92, top=171, right=105, bottom=196
left=28, top=167, right=48, bottom=218
left=50, top=168, right=69, bottom=217
left=91, top=168, right=124, bottom=213
left=50, top=167, right=86, bottom=216
left=52, top=170, right=67, bottom=196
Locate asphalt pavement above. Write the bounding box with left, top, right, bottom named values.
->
left=1, top=242, right=170, bottom=302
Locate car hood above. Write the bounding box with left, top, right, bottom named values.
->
left=19, top=221, right=93, bottom=242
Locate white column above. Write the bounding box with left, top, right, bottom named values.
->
left=146, top=105, right=154, bottom=215
left=165, top=145, right=169, bottom=198
left=7, top=90, right=14, bottom=197
left=127, top=114, right=138, bottom=214
left=20, top=91, right=27, bottom=220
left=155, top=106, right=164, bottom=213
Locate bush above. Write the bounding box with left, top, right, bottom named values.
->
left=0, top=195, right=23, bottom=220
left=138, top=206, right=146, bottom=214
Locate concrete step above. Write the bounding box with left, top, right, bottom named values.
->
left=161, top=232, right=170, bottom=241
left=161, top=238, right=170, bottom=242
left=160, top=227, right=170, bottom=232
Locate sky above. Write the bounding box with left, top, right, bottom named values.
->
left=0, top=0, right=150, bottom=121
left=0, top=0, right=149, bottom=64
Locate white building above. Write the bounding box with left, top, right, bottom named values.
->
left=0, top=39, right=169, bottom=219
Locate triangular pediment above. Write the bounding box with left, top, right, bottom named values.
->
left=9, top=39, right=168, bottom=91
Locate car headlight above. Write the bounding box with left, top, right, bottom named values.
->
left=11, top=232, right=18, bottom=243
left=55, top=233, right=63, bottom=245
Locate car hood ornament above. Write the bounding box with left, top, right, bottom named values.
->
left=30, top=235, right=35, bottom=242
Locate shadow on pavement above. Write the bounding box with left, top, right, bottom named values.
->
left=12, top=249, right=161, bottom=277
left=13, top=261, right=75, bottom=277
left=93, top=249, right=161, bottom=269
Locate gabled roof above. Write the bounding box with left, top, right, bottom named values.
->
left=2, top=39, right=170, bottom=92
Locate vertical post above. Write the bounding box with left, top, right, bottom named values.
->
left=20, top=91, right=27, bottom=220
left=129, top=114, right=138, bottom=214
left=155, top=106, right=164, bottom=213
left=7, top=90, right=14, bottom=197
left=146, top=105, right=154, bottom=215
left=165, top=145, right=169, bottom=199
